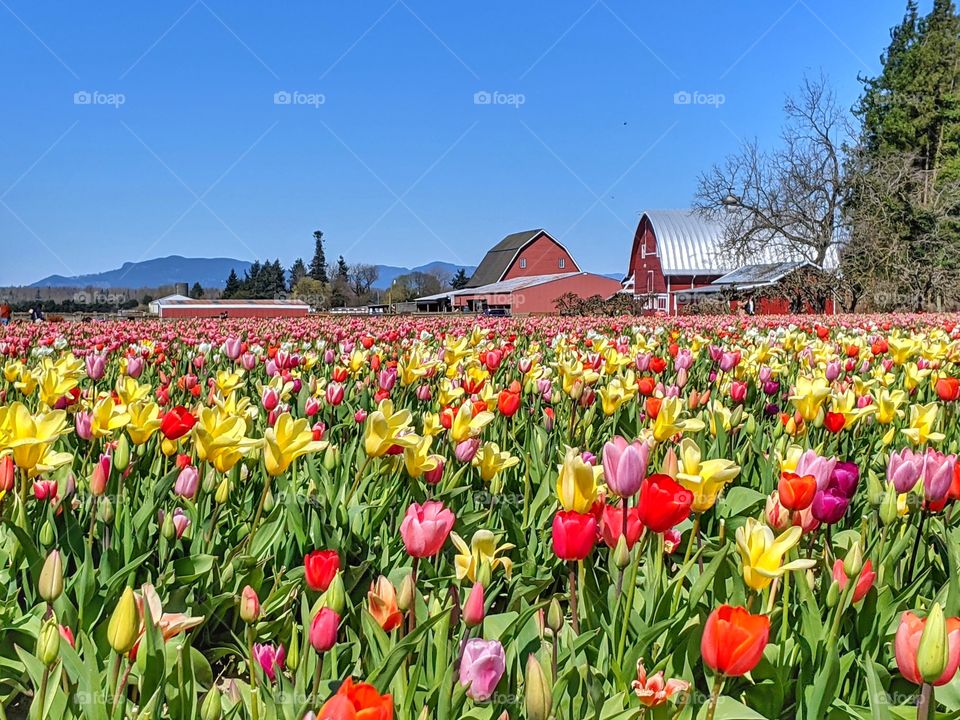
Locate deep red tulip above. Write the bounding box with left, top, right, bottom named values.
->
left=304, top=550, right=341, bottom=592
left=160, top=406, right=196, bottom=440
left=636, top=474, right=693, bottom=533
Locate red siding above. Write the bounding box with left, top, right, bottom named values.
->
left=451, top=274, right=621, bottom=315
left=502, top=234, right=579, bottom=280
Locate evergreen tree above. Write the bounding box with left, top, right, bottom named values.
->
left=289, top=258, right=307, bottom=288
left=450, top=268, right=470, bottom=289
left=309, top=230, right=328, bottom=283
left=223, top=269, right=241, bottom=298
left=189, top=282, right=204, bottom=299
left=336, top=255, right=349, bottom=281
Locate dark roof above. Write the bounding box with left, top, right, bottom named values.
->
left=465, top=229, right=545, bottom=288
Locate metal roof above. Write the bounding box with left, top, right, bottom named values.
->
left=712, top=261, right=814, bottom=287
left=464, top=229, right=581, bottom=287
left=416, top=272, right=591, bottom=302
left=642, top=210, right=733, bottom=275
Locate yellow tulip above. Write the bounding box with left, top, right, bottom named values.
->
left=472, top=441, right=519, bottom=482
left=404, top=435, right=440, bottom=478
left=263, top=412, right=327, bottom=476
left=363, top=399, right=418, bottom=458
left=193, top=407, right=262, bottom=473
left=37, top=367, right=79, bottom=409
left=901, top=403, right=944, bottom=446
left=115, top=376, right=152, bottom=406
left=126, top=401, right=162, bottom=445
left=90, top=395, right=131, bottom=439
left=675, top=438, right=740, bottom=512
left=735, top=518, right=815, bottom=591
left=450, top=407, right=494, bottom=444
left=0, top=402, right=72, bottom=476
left=874, top=388, right=906, bottom=425
left=451, top=529, right=513, bottom=582
left=790, top=376, right=831, bottom=422
left=214, top=369, right=245, bottom=396
left=651, top=396, right=705, bottom=443
left=556, top=446, right=599, bottom=513
left=599, top=376, right=634, bottom=416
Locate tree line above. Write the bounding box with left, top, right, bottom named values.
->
left=694, top=0, right=960, bottom=312
left=221, top=230, right=471, bottom=308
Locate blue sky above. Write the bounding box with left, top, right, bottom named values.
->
left=0, top=1, right=910, bottom=286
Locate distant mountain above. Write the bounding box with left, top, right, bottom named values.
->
left=373, top=261, right=476, bottom=289
left=31, top=256, right=253, bottom=289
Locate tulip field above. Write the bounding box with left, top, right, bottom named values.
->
left=5, top=313, right=960, bottom=720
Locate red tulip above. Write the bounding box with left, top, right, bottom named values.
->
left=318, top=677, right=393, bottom=720
left=936, top=377, right=960, bottom=402
left=497, top=388, right=521, bottom=417
left=832, top=559, right=875, bottom=604
left=160, top=406, right=196, bottom=440
left=551, top=510, right=597, bottom=561
left=777, top=472, right=817, bottom=511
left=304, top=550, right=341, bottom=592
left=823, top=411, right=846, bottom=434
left=636, top=474, right=693, bottom=533
left=701, top=605, right=770, bottom=676
left=600, top=504, right=643, bottom=550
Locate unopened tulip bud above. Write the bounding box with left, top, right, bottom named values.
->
left=463, top=583, right=485, bottom=628
left=613, top=535, right=630, bottom=570
left=37, top=617, right=61, bottom=667
left=880, top=483, right=899, bottom=526
left=826, top=579, right=841, bottom=608
left=99, top=495, right=114, bottom=524
left=0, top=456, right=15, bottom=492
left=323, top=445, right=339, bottom=470
left=39, top=520, right=55, bottom=547
left=161, top=511, right=176, bottom=540
left=107, top=587, right=140, bottom=654
left=744, top=414, right=757, bottom=436
left=309, top=607, right=340, bottom=653
left=661, top=448, right=679, bottom=479
left=546, top=598, right=564, bottom=634
left=286, top=624, right=300, bottom=670
left=39, top=549, right=64, bottom=602
left=200, top=687, right=223, bottom=720
left=843, top=541, right=863, bottom=578
left=239, top=586, right=260, bottom=624
left=524, top=653, right=552, bottom=720
left=866, top=471, right=883, bottom=506
left=918, top=603, right=949, bottom=684
left=476, top=560, right=493, bottom=589
left=113, top=435, right=130, bottom=472
left=215, top=478, right=230, bottom=504
left=321, top=573, right=346, bottom=615
left=398, top=573, right=416, bottom=613
left=718, top=518, right=726, bottom=545
left=416, top=708, right=429, bottom=720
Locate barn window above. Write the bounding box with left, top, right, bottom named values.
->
left=520, top=258, right=527, bottom=269
left=647, top=271, right=654, bottom=292
left=559, top=258, right=565, bottom=269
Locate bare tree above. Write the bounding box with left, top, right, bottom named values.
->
left=349, top=264, right=379, bottom=299
left=695, top=74, right=850, bottom=273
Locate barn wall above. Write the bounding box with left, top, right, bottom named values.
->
left=502, top=234, right=579, bottom=280
left=515, top=274, right=623, bottom=314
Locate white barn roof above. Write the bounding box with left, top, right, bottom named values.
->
left=642, top=210, right=732, bottom=275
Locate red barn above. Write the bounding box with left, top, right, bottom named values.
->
left=416, top=228, right=620, bottom=314
left=151, top=295, right=310, bottom=319
left=622, top=210, right=835, bottom=315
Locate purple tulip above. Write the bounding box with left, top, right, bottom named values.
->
left=830, top=461, right=860, bottom=499
left=459, top=638, right=506, bottom=702
left=825, top=360, right=841, bottom=381
left=125, top=356, right=143, bottom=378
left=455, top=438, right=480, bottom=463
left=75, top=411, right=93, bottom=441
left=602, top=436, right=650, bottom=498
left=795, top=450, right=837, bottom=490
left=174, top=465, right=199, bottom=499
left=252, top=643, right=285, bottom=683
left=887, top=447, right=924, bottom=494
left=674, top=349, right=694, bottom=371
left=762, top=380, right=780, bottom=396
left=811, top=487, right=849, bottom=524
left=85, top=353, right=106, bottom=381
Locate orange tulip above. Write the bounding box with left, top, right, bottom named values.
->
left=700, top=605, right=770, bottom=677
left=777, top=472, right=817, bottom=511
left=319, top=677, right=393, bottom=720
left=368, top=576, right=403, bottom=632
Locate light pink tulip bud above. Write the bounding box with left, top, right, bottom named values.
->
left=463, top=583, right=485, bottom=627
left=174, top=465, right=199, bottom=499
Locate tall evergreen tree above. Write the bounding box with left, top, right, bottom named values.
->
left=189, top=282, right=204, bottom=299
left=309, top=230, right=328, bottom=283
left=336, top=255, right=349, bottom=281
left=289, top=258, right=307, bottom=288
left=450, top=268, right=470, bottom=289
left=223, top=269, right=241, bottom=298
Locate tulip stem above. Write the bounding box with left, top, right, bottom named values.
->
left=246, top=474, right=273, bottom=553
left=616, top=537, right=643, bottom=668
left=345, top=455, right=373, bottom=505
left=111, top=658, right=133, bottom=714
left=569, top=563, right=579, bottom=634
left=705, top=674, right=724, bottom=720
left=312, top=654, right=324, bottom=705
left=917, top=683, right=933, bottom=720
left=408, top=557, right=420, bottom=634
left=36, top=667, right=49, bottom=720
left=248, top=626, right=259, bottom=720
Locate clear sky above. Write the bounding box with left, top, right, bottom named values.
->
left=0, top=1, right=911, bottom=286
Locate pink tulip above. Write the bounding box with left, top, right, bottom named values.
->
left=832, top=559, right=875, bottom=604
left=922, top=449, right=956, bottom=503
left=602, top=436, right=650, bottom=498
left=895, top=611, right=960, bottom=686
left=171, top=508, right=190, bottom=538
left=174, top=465, right=199, bottom=499
left=126, top=356, right=143, bottom=378
left=325, top=382, right=344, bottom=406
left=423, top=457, right=444, bottom=485
left=85, top=354, right=106, bottom=380
left=455, top=438, right=481, bottom=463
left=459, top=638, right=506, bottom=702
left=354, top=409, right=368, bottom=424
left=888, top=447, right=924, bottom=494
left=90, top=453, right=110, bottom=496
left=252, top=643, right=285, bottom=683
left=309, top=608, right=340, bottom=653
left=223, top=337, right=242, bottom=360
left=304, top=396, right=321, bottom=417
left=241, top=352, right=257, bottom=371
left=463, top=583, right=485, bottom=627
left=261, top=386, right=279, bottom=411
left=75, top=411, right=93, bottom=441
left=794, top=449, right=837, bottom=490
left=400, top=501, right=455, bottom=558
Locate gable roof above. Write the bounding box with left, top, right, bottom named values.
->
left=712, top=261, right=817, bottom=288
left=466, top=229, right=574, bottom=288
left=641, top=210, right=733, bottom=275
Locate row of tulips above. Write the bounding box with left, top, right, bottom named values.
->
left=4, top=313, right=960, bottom=719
